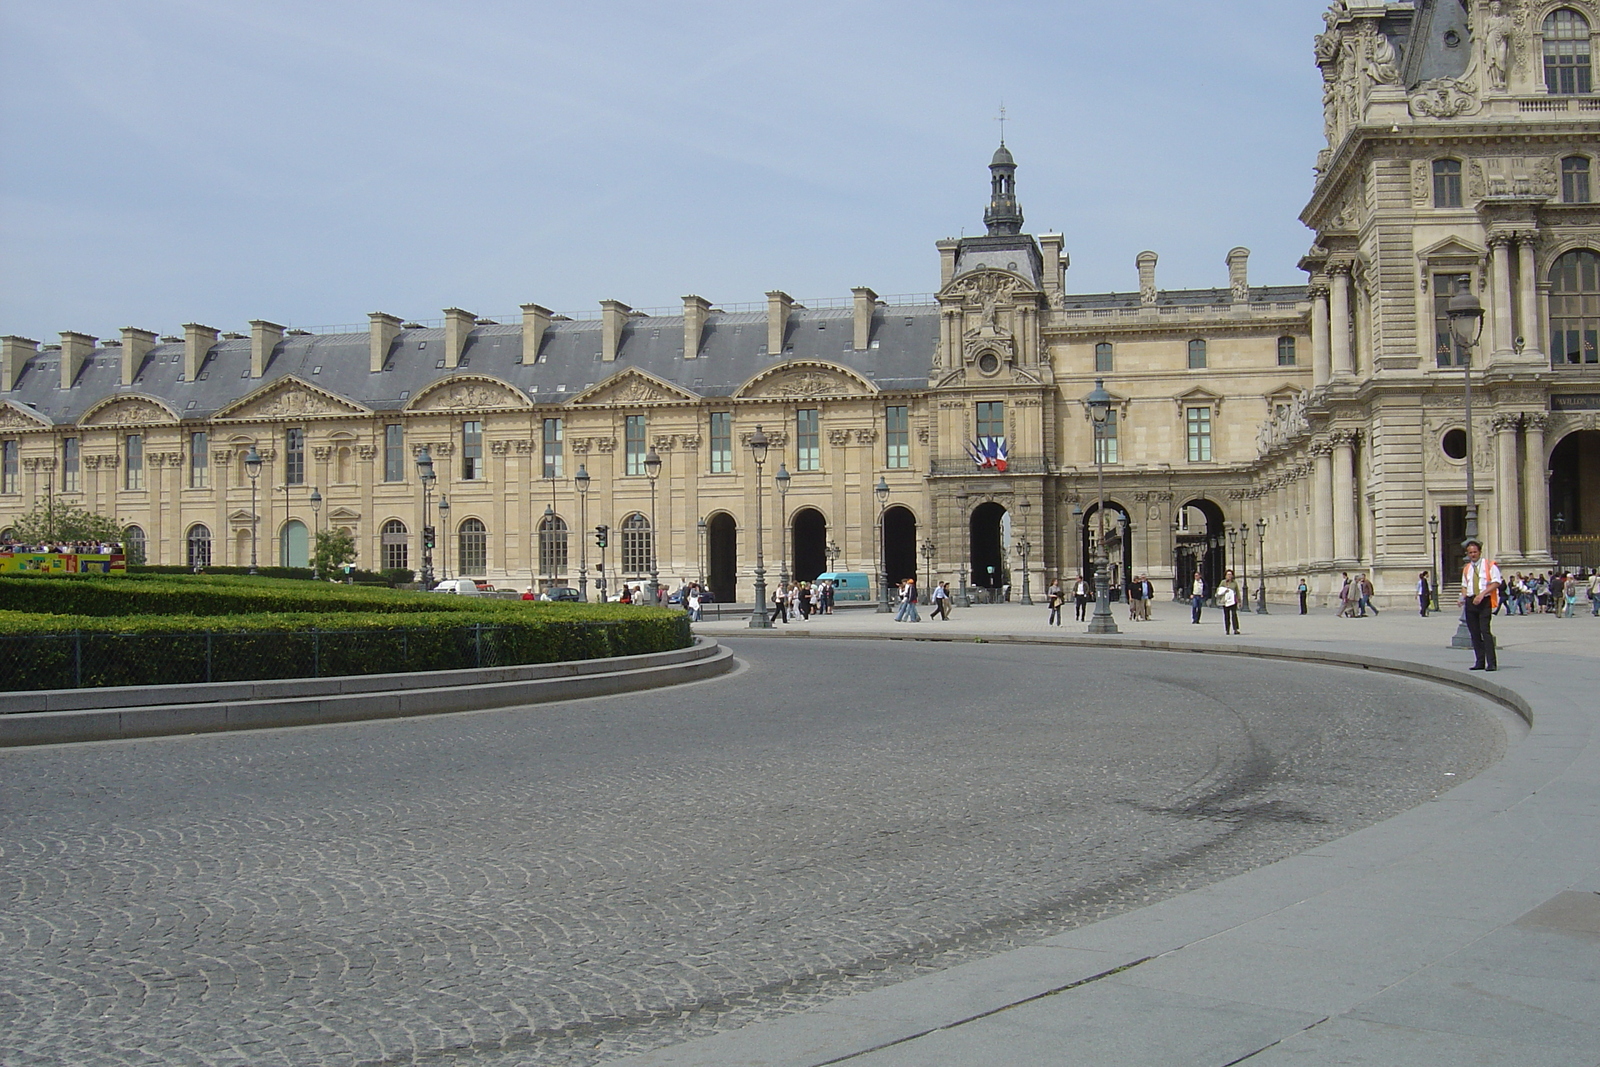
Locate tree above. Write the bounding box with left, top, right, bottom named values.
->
left=313, top=527, right=358, bottom=578
left=9, top=499, right=126, bottom=546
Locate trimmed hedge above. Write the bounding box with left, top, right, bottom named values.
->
left=129, top=564, right=410, bottom=585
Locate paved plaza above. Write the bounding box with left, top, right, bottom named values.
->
left=0, top=612, right=1526, bottom=1067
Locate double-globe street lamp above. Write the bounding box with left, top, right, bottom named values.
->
left=747, top=427, right=772, bottom=629
left=775, top=463, right=791, bottom=590
left=1017, top=496, right=1033, bottom=606
left=244, top=446, right=263, bottom=575
left=575, top=463, right=590, bottom=601
left=1446, top=277, right=1486, bottom=650
left=1086, top=379, right=1120, bottom=634
left=415, top=445, right=437, bottom=588
left=309, top=488, right=322, bottom=580
left=920, top=537, right=936, bottom=604
left=875, top=476, right=892, bottom=613
left=645, top=450, right=662, bottom=605
left=438, top=494, right=451, bottom=581
left=1255, top=517, right=1269, bottom=614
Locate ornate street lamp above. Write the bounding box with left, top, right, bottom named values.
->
left=956, top=487, right=972, bottom=608
left=775, top=462, right=791, bottom=589
left=309, top=487, right=322, bottom=580
left=1230, top=523, right=1246, bottom=607
left=697, top=516, right=708, bottom=590
left=1086, top=379, right=1119, bottom=634
left=920, top=537, right=937, bottom=604
left=748, top=427, right=772, bottom=628
left=1428, top=512, right=1441, bottom=612
left=826, top=539, right=840, bottom=573
left=542, top=502, right=556, bottom=589
left=1448, top=277, right=1486, bottom=649
left=244, top=446, right=263, bottom=576
left=875, top=476, right=892, bottom=613
left=416, top=445, right=436, bottom=589
left=644, top=449, right=662, bottom=605
left=438, top=494, right=450, bottom=581
left=1255, top=517, right=1269, bottom=614
left=1017, top=496, right=1034, bottom=605
left=575, top=463, right=590, bottom=601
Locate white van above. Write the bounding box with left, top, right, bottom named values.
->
left=429, top=577, right=490, bottom=596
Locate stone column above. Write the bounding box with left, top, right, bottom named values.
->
left=1330, top=267, right=1354, bottom=378
left=1517, top=236, right=1542, bottom=357
left=1313, top=445, right=1335, bottom=565
left=1310, top=279, right=1331, bottom=389
left=1332, top=434, right=1357, bottom=563
left=1489, top=234, right=1514, bottom=356
left=1494, top=415, right=1522, bottom=558
left=1523, top=414, right=1551, bottom=559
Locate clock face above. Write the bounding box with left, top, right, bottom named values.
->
left=978, top=352, right=1000, bottom=375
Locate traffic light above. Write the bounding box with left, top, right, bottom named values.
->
left=595, top=525, right=609, bottom=549
left=423, top=525, right=436, bottom=550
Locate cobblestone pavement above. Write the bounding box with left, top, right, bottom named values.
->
left=0, top=639, right=1509, bottom=1067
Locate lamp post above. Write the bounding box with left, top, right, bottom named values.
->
left=1017, top=497, right=1033, bottom=605
left=1086, top=379, right=1119, bottom=634
left=748, top=427, right=772, bottom=629
left=1447, top=277, right=1486, bottom=650
left=826, top=539, right=840, bottom=573
left=775, top=463, right=791, bottom=589
left=1255, top=517, right=1269, bottom=614
left=1428, top=513, right=1441, bottom=612
left=1230, top=524, right=1246, bottom=607
left=416, top=446, right=435, bottom=589
left=309, top=488, right=322, bottom=580
left=438, top=495, right=450, bottom=581
left=697, top=517, right=708, bottom=590
left=875, top=476, right=892, bottom=613
left=542, top=502, right=556, bottom=590
left=956, top=488, right=972, bottom=608
left=244, top=446, right=263, bottom=575
left=920, top=537, right=936, bottom=604
left=644, top=450, right=662, bottom=605
left=575, top=463, right=590, bottom=601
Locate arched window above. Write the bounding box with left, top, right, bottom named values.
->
left=1188, top=338, right=1207, bottom=369
left=1277, top=336, right=1298, bottom=366
left=458, top=518, right=487, bottom=575
left=621, top=513, right=653, bottom=575
left=1544, top=9, right=1593, bottom=94
left=382, top=519, right=408, bottom=571
left=538, top=514, right=569, bottom=577
left=279, top=519, right=308, bottom=568
left=187, top=524, right=211, bottom=568
left=123, top=525, right=146, bottom=565
left=1549, top=249, right=1600, bottom=366
left=1563, top=156, right=1592, bottom=203
left=1433, top=159, right=1463, bottom=208
left=1094, top=342, right=1113, bottom=372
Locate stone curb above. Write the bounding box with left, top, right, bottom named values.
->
left=0, top=638, right=733, bottom=747
left=715, top=627, right=1535, bottom=726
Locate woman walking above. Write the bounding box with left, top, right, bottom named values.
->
left=1417, top=571, right=1432, bottom=616
left=1219, top=569, right=1243, bottom=635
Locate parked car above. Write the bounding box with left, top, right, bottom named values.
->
left=430, top=578, right=489, bottom=596
left=544, top=586, right=581, bottom=602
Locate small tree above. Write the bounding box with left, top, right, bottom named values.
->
left=10, top=500, right=126, bottom=546
left=313, top=527, right=358, bottom=578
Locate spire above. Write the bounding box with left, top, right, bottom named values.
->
left=984, top=141, right=1023, bottom=236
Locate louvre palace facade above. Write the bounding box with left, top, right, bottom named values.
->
left=3, top=0, right=1599, bottom=605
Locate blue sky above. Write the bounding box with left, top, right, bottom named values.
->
left=1, top=1, right=1330, bottom=342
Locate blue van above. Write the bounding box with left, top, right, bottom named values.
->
left=815, top=572, right=874, bottom=603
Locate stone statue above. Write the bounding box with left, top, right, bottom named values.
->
left=1482, top=0, right=1514, bottom=91
left=1368, top=30, right=1401, bottom=86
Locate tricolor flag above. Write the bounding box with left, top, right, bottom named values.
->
left=965, top=436, right=1009, bottom=472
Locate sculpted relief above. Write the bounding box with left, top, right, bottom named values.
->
left=418, top=381, right=526, bottom=411
left=87, top=399, right=174, bottom=426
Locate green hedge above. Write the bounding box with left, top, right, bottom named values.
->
left=129, top=564, right=409, bottom=584
left=0, top=572, right=447, bottom=617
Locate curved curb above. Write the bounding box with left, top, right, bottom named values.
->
left=714, top=628, right=1534, bottom=726
left=0, top=638, right=733, bottom=747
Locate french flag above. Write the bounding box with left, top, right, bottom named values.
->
left=965, top=436, right=1009, bottom=473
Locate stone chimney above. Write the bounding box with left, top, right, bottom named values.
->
left=1, top=336, right=38, bottom=392
left=600, top=300, right=631, bottom=362
left=937, top=240, right=960, bottom=288
left=851, top=287, right=878, bottom=352
left=244, top=320, right=283, bottom=378
left=60, top=332, right=98, bottom=389
left=766, top=291, right=796, bottom=356
left=443, top=307, right=475, bottom=369
left=1227, top=247, right=1251, bottom=306
left=1040, top=234, right=1065, bottom=301
left=1137, top=252, right=1159, bottom=307
left=182, top=323, right=218, bottom=383
left=520, top=303, right=552, bottom=366
left=120, top=327, right=157, bottom=386
left=365, top=313, right=399, bottom=374
left=682, top=295, right=711, bottom=359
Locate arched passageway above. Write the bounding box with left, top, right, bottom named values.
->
left=706, top=513, right=738, bottom=604
left=791, top=508, right=827, bottom=582
left=969, top=502, right=1007, bottom=589
left=883, top=506, right=918, bottom=585
left=1551, top=429, right=1600, bottom=570
left=1082, top=501, right=1133, bottom=597
left=1173, top=498, right=1227, bottom=598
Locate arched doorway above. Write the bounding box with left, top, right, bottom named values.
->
left=970, top=502, right=1007, bottom=589
left=278, top=519, right=308, bottom=568
left=707, top=512, right=738, bottom=604
left=1082, top=501, right=1133, bottom=597
left=1550, top=429, right=1600, bottom=570
left=791, top=507, right=827, bottom=582
left=1173, top=499, right=1227, bottom=598
left=883, top=506, right=918, bottom=585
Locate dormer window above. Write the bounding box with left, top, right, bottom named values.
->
left=1563, top=156, right=1592, bottom=203
left=1433, top=160, right=1463, bottom=208
left=1544, top=9, right=1593, bottom=95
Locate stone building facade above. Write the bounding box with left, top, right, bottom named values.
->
left=3, top=0, right=1598, bottom=605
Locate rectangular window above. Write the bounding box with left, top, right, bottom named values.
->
left=1, top=440, right=16, bottom=494
left=709, top=412, right=733, bottom=473
left=125, top=434, right=144, bottom=490
left=61, top=437, right=79, bottom=493
left=1188, top=338, right=1208, bottom=369
left=976, top=401, right=1005, bottom=441
left=885, top=405, right=910, bottom=469
left=189, top=431, right=209, bottom=489
left=1186, top=407, right=1213, bottom=463
left=1094, top=410, right=1119, bottom=465
left=796, top=408, right=820, bottom=471
left=384, top=424, right=404, bottom=482
left=625, top=415, right=647, bottom=475
left=284, top=427, right=305, bottom=485
left=462, top=420, right=483, bottom=480
left=542, top=418, right=564, bottom=479
left=1094, top=342, right=1114, bottom=373
left=1433, top=273, right=1471, bottom=366
left=1563, top=157, right=1592, bottom=204
left=1433, top=160, right=1463, bottom=208
left=1277, top=336, right=1297, bottom=367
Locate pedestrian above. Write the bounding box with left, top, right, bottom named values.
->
left=931, top=580, right=951, bottom=620
left=686, top=585, right=702, bottom=622
left=1219, top=569, right=1242, bottom=634
left=1460, top=539, right=1500, bottom=671
left=894, top=578, right=920, bottom=622
left=1138, top=575, right=1154, bottom=620
left=1298, top=577, right=1309, bottom=615
left=770, top=583, right=788, bottom=624
left=1046, top=579, right=1063, bottom=626
left=1190, top=572, right=1206, bottom=624
left=1336, top=572, right=1354, bottom=617
left=522, top=586, right=537, bottom=601
left=1073, top=575, right=1090, bottom=622
left=1590, top=571, right=1600, bottom=617
left=1357, top=572, right=1378, bottom=616
left=1564, top=573, right=1580, bottom=619
left=798, top=582, right=812, bottom=620
left=1417, top=571, right=1431, bottom=616
left=1124, top=575, right=1141, bottom=622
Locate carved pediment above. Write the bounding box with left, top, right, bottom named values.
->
left=569, top=369, right=698, bottom=407
left=1174, top=385, right=1225, bottom=416
left=941, top=267, right=1038, bottom=304
left=81, top=395, right=180, bottom=427
left=0, top=400, right=51, bottom=430
left=1417, top=236, right=1484, bottom=263
left=215, top=377, right=369, bottom=422
left=737, top=361, right=875, bottom=400
left=408, top=375, right=532, bottom=413
left=327, top=506, right=361, bottom=522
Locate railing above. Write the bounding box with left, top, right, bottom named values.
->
left=1552, top=535, right=1600, bottom=571
left=929, top=457, right=1052, bottom=476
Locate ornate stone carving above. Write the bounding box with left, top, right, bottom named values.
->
left=514, top=439, right=537, bottom=454
left=1366, top=25, right=1401, bottom=86
left=827, top=429, right=853, bottom=446
left=917, top=427, right=931, bottom=444
left=254, top=390, right=346, bottom=419
left=739, top=430, right=787, bottom=449
left=854, top=428, right=879, bottom=444
left=568, top=438, right=592, bottom=455
left=652, top=435, right=676, bottom=452
left=1409, top=78, right=1480, bottom=120
left=312, top=446, right=333, bottom=462
left=489, top=440, right=512, bottom=455
left=617, top=380, right=665, bottom=404
left=594, top=437, right=618, bottom=453
left=1481, top=0, right=1518, bottom=91
left=1490, top=412, right=1523, bottom=432
left=82, top=455, right=102, bottom=470
left=420, top=381, right=523, bottom=411
left=1524, top=412, right=1550, bottom=434
left=90, top=399, right=172, bottom=426
left=679, top=434, right=701, bottom=450
left=20, top=457, right=39, bottom=471
left=768, top=371, right=848, bottom=398
left=0, top=407, right=42, bottom=431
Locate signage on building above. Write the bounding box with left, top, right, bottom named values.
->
left=1550, top=395, right=1600, bottom=411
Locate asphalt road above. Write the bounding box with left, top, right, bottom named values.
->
left=0, top=639, right=1509, bottom=1067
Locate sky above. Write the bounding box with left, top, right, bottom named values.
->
left=1, top=1, right=1331, bottom=343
